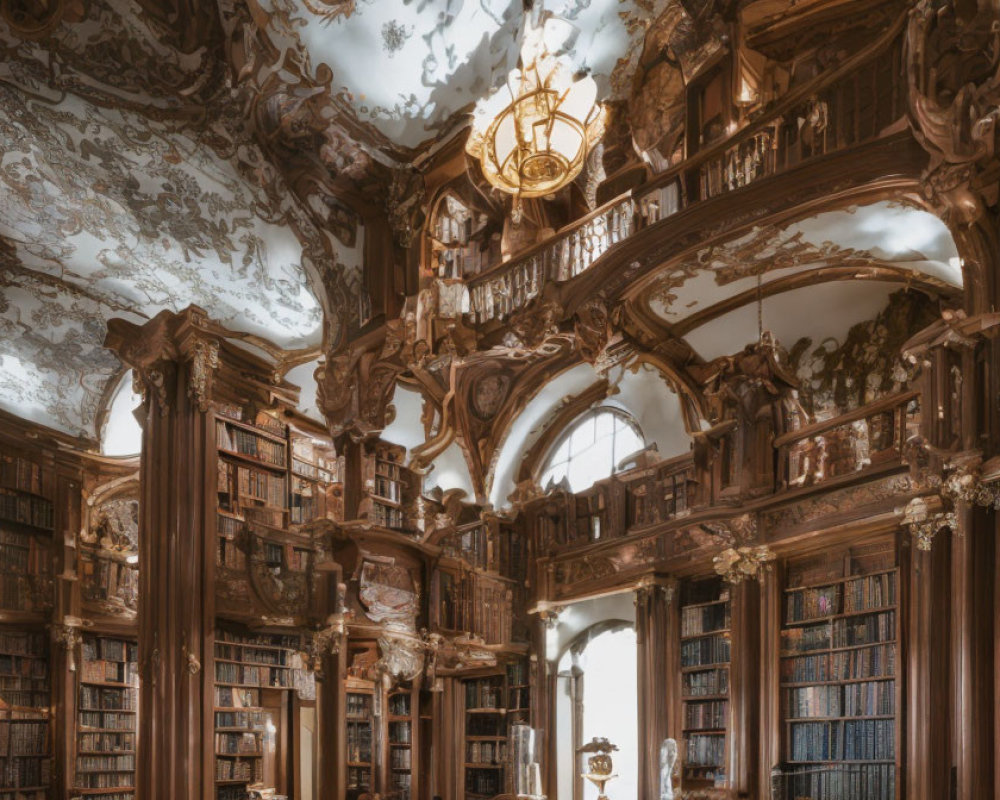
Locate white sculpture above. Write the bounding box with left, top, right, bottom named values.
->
left=659, top=738, right=678, bottom=800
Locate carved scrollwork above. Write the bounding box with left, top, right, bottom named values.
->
left=51, top=621, right=85, bottom=672
left=898, top=496, right=957, bottom=550
left=187, top=338, right=219, bottom=413
left=942, top=464, right=1000, bottom=509
left=907, top=0, right=1000, bottom=222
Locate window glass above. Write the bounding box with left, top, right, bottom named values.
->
left=540, top=409, right=644, bottom=493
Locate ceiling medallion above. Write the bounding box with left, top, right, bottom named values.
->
left=466, top=8, right=605, bottom=216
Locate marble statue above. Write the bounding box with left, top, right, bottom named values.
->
left=659, top=738, right=678, bottom=800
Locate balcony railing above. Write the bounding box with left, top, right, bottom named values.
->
left=466, top=20, right=906, bottom=325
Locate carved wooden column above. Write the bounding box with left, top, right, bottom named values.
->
left=105, top=307, right=220, bottom=800
left=635, top=578, right=675, bottom=800
left=904, top=532, right=951, bottom=800
left=728, top=578, right=761, bottom=798
left=315, top=626, right=348, bottom=800
left=757, top=563, right=783, bottom=800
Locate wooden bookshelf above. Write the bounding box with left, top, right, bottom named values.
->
left=0, top=629, right=51, bottom=800
left=386, top=686, right=414, bottom=800
left=75, top=635, right=138, bottom=797
left=346, top=689, right=374, bottom=800
left=779, top=543, right=899, bottom=800
left=79, top=549, right=138, bottom=617
left=213, top=628, right=299, bottom=799
left=362, top=442, right=411, bottom=532
left=679, top=579, right=731, bottom=789
left=0, top=457, right=53, bottom=533
left=463, top=674, right=507, bottom=800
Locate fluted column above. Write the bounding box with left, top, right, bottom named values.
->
left=106, top=307, right=221, bottom=800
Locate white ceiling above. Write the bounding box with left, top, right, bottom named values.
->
left=266, top=0, right=666, bottom=148
left=648, top=201, right=961, bottom=326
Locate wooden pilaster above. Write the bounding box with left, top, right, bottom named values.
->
left=728, top=579, right=761, bottom=798
left=635, top=578, right=675, bottom=800
left=105, top=307, right=220, bottom=800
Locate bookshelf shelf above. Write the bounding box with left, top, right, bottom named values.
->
left=346, top=690, right=374, bottom=800
left=780, top=544, right=899, bottom=800
left=387, top=687, right=414, bottom=800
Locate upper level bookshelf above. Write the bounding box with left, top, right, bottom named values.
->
left=679, top=579, right=731, bottom=790
left=0, top=628, right=51, bottom=800
left=0, top=456, right=53, bottom=533
left=75, top=635, right=138, bottom=798
left=779, top=542, right=899, bottom=800
left=386, top=687, right=414, bottom=800
left=360, top=442, right=415, bottom=532
left=215, top=405, right=336, bottom=572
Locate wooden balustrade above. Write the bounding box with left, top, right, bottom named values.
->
left=466, top=21, right=907, bottom=324
left=773, top=391, right=919, bottom=489
left=524, top=392, right=919, bottom=557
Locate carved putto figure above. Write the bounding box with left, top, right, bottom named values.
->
left=659, top=738, right=677, bottom=800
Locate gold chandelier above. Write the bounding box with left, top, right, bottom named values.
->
left=467, top=13, right=605, bottom=202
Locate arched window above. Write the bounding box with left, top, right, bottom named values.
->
left=101, top=371, right=142, bottom=457
left=540, top=408, right=644, bottom=493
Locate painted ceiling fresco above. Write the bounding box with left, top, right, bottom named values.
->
left=0, top=0, right=362, bottom=439
left=250, top=0, right=669, bottom=150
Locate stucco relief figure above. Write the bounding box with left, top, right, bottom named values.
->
left=659, top=738, right=677, bottom=800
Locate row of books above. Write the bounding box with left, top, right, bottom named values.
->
left=216, top=423, right=287, bottom=467
left=0, top=490, right=53, bottom=530
left=0, top=757, right=51, bottom=788
left=844, top=573, right=896, bottom=613
left=216, top=540, right=246, bottom=571
left=0, top=458, right=43, bottom=495
left=0, top=692, right=47, bottom=708
left=216, top=513, right=243, bottom=539
left=235, top=466, right=286, bottom=509
left=467, top=715, right=505, bottom=737
left=466, top=741, right=506, bottom=764
left=82, top=638, right=135, bottom=663
left=81, top=660, right=138, bottom=686
left=0, top=656, right=47, bottom=680
left=215, top=732, right=260, bottom=755
left=346, top=693, right=372, bottom=718
left=215, top=644, right=288, bottom=666
left=388, top=693, right=411, bottom=717
left=684, top=700, right=727, bottom=730
left=78, top=732, right=134, bottom=753
left=79, top=793, right=134, bottom=800
left=76, top=754, right=135, bottom=771
left=440, top=574, right=513, bottom=645
left=465, top=678, right=504, bottom=709
left=465, top=770, right=502, bottom=797
left=389, top=721, right=411, bottom=744
left=214, top=756, right=261, bottom=782
left=681, top=634, right=731, bottom=667
left=216, top=630, right=299, bottom=649
left=0, top=544, right=29, bottom=574
left=788, top=719, right=895, bottom=761
left=214, top=663, right=291, bottom=688
left=372, top=476, right=401, bottom=504
left=781, top=645, right=895, bottom=683
left=389, top=772, right=411, bottom=800
left=785, top=585, right=839, bottom=623
left=79, top=686, right=136, bottom=711
left=215, top=711, right=264, bottom=730
left=80, top=555, right=138, bottom=608
left=683, top=667, right=729, bottom=698
left=218, top=786, right=246, bottom=800
left=681, top=602, right=730, bottom=637
left=833, top=612, right=895, bottom=649
left=0, top=577, right=46, bottom=614
left=80, top=711, right=133, bottom=731
left=347, top=722, right=373, bottom=764
left=291, top=457, right=334, bottom=484
left=215, top=687, right=260, bottom=709
left=782, top=763, right=895, bottom=800
left=0, top=721, right=47, bottom=756
left=684, top=733, right=725, bottom=767
left=390, top=748, right=412, bottom=769
left=370, top=502, right=405, bottom=530
left=347, top=766, right=372, bottom=790
left=0, top=633, right=46, bottom=657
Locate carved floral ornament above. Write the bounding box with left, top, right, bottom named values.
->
left=702, top=514, right=776, bottom=584
left=897, top=496, right=956, bottom=551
